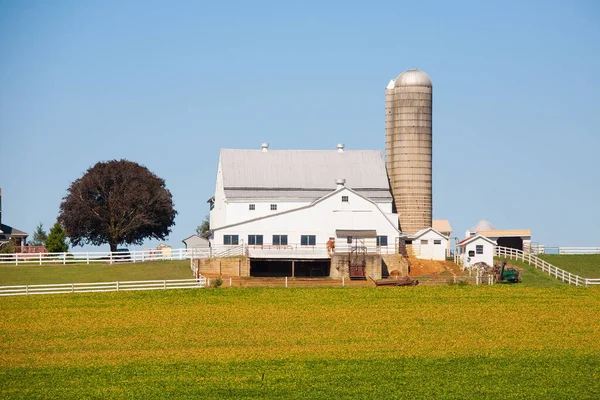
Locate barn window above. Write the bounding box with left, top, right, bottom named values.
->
left=476, top=245, right=484, bottom=255
left=469, top=250, right=475, bottom=257
left=249, top=204, right=255, bottom=210
left=421, top=240, right=428, bottom=245
left=270, top=204, right=277, bottom=211
left=273, top=234, right=288, bottom=246
left=342, top=196, right=349, bottom=202
left=347, top=236, right=353, bottom=244
left=248, top=235, right=263, bottom=246
left=377, top=236, right=388, bottom=246
left=223, top=235, right=239, bottom=245
left=434, top=240, right=442, bottom=245
left=301, top=235, right=316, bottom=246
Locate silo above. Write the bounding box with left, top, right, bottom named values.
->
left=385, top=69, right=432, bottom=234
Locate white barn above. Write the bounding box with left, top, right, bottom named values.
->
left=457, top=234, right=496, bottom=269
left=203, top=144, right=402, bottom=277
left=411, top=227, right=449, bottom=261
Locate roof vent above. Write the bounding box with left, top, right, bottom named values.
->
left=335, top=178, right=346, bottom=189
left=261, top=142, right=269, bottom=152
left=336, top=143, right=345, bottom=153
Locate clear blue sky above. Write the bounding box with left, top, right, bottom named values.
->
left=1, top=0, right=599, bottom=250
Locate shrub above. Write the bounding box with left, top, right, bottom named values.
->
left=212, top=277, right=223, bottom=288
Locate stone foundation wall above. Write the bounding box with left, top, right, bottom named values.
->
left=193, top=257, right=250, bottom=277
left=330, top=254, right=383, bottom=280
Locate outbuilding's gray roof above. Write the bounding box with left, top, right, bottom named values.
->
left=220, top=149, right=391, bottom=195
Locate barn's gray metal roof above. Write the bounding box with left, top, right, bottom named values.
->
left=220, top=149, right=390, bottom=192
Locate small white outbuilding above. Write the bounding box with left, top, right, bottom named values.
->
left=411, top=227, right=449, bottom=261
left=457, top=234, right=496, bottom=269
left=182, top=234, right=210, bottom=250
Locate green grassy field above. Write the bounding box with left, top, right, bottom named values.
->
left=495, top=257, right=567, bottom=287
left=1, top=286, right=599, bottom=398
left=538, top=254, right=600, bottom=278
left=0, top=260, right=192, bottom=285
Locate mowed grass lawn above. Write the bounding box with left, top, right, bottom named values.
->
left=539, top=254, right=600, bottom=278
left=0, top=260, right=192, bottom=285
left=1, top=287, right=599, bottom=399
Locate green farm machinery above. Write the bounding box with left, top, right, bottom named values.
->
left=495, top=260, right=521, bottom=284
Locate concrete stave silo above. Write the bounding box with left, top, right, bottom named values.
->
left=385, top=69, right=432, bottom=234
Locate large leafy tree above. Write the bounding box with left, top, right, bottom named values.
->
left=59, top=160, right=177, bottom=252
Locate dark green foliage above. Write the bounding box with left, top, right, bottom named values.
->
left=58, top=160, right=177, bottom=252
left=0, top=240, right=15, bottom=254
left=30, top=222, right=48, bottom=246
left=45, top=222, right=68, bottom=253
left=196, top=215, right=210, bottom=235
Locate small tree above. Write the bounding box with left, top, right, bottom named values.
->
left=196, top=215, right=210, bottom=235
left=45, top=222, right=69, bottom=253
left=30, top=223, right=48, bottom=246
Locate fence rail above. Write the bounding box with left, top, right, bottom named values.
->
left=0, top=243, right=401, bottom=266
left=495, top=246, right=600, bottom=287
left=0, top=277, right=207, bottom=297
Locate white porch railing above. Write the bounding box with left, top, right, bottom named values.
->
left=495, top=246, right=600, bottom=287
left=0, top=277, right=207, bottom=297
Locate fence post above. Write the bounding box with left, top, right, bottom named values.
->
left=164, top=280, right=167, bottom=290
left=72, top=283, right=74, bottom=293
left=25, top=285, right=28, bottom=295
left=39, top=253, right=42, bottom=266
left=87, top=252, right=90, bottom=265
left=63, top=252, right=66, bottom=265
left=342, top=275, right=345, bottom=287
left=230, top=277, right=232, bottom=287
left=110, top=252, right=113, bottom=264
left=116, top=281, right=119, bottom=291
left=207, top=278, right=210, bottom=287
left=285, top=276, right=288, bottom=288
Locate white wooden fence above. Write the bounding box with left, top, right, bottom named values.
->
left=495, top=246, right=600, bottom=287
left=0, top=277, right=207, bottom=297
left=0, top=243, right=400, bottom=265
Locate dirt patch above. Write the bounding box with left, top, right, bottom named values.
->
left=408, top=258, right=461, bottom=277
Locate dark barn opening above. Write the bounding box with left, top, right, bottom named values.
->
left=250, top=260, right=292, bottom=277
left=497, top=237, right=523, bottom=251
left=293, top=260, right=330, bottom=277
left=250, top=260, right=330, bottom=277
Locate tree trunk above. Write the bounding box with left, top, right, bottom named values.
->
left=109, top=242, right=118, bottom=252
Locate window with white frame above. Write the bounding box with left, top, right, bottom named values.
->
left=342, top=195, right=349, bottom=202
left=421, top=240, right=428, bottom=245
left=301, top=235, right=316, bottom=246
left=376, top=236, right=388, bottom=246
left=476, top=245, right=484, bottom=255
left=272, top=234, right=288, bottom=246
left=224, top=235, right=239, bottom=245
left=270, top=204, right=277, bottom=211
left=434, top=240, right=442, bottom=245
left=249, top=204, right=255, bottom=210
left=248, top=235, right=263, bottom=246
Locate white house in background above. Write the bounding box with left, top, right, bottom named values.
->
left=457, top=234, right=496, bottom=269
left=182, top=234, right=210, bottom=250
left=432, top=219, right=452, bottom=257
left=411, top=227, right=449, bottom=260
left=466, top=220, right=531, bottom=251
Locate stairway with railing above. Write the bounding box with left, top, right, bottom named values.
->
left=495, top=246, right=600, bottom=287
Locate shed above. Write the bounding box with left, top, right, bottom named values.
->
left=411, top=227, right=449, bottom=260
left=457, top=234, right=496, bottom=269
left=182, top=234, right=210, bottom=249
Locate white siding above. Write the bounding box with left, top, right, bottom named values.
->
left=414, top=230, right=448, bottom=261
left=460, top=238, right=494, bottom=268
left=212, top=188, right=399, bottom=247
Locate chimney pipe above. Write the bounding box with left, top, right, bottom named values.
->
left=335, top=179, right=346, bottom=189
left=261, top=142, right=269, bottom=152
left=337, top=143, right=345, bottom=153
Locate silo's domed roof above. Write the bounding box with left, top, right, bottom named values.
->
left=394, top=69, right=432, bottom=87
